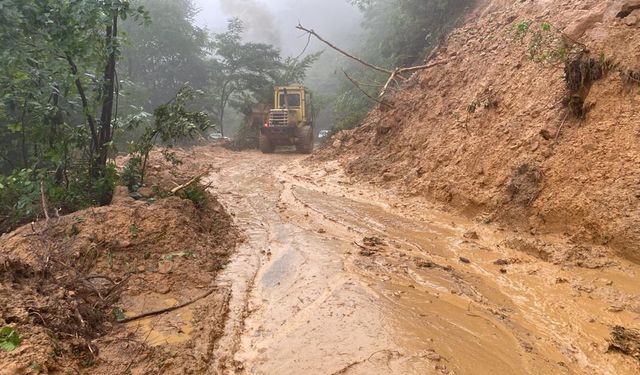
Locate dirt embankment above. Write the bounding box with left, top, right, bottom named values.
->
left=0, top=151, right=238, bottom=374
left=319, top=0, right=640, bottom=262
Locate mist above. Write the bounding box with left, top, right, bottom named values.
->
left=194, top=0, right=362, bottom=55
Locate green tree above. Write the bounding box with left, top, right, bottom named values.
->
left=0, top=0, right=147, bottom=230
left=208, top=18, right=282, bottom=136
left=121, top=0, right=210, bottom=110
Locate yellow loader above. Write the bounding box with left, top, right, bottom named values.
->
left=260, top=85, right=314, bottom=154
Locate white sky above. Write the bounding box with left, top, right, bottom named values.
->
left=193, top=0, right=362, bottom=55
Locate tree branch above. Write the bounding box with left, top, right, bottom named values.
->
left=296, top=23, right=392, bottom=75
left=296, top=23, right=447, bottom=99
left=342, top=70, right=393, bottom=108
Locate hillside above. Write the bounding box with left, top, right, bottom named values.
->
left=321, top=0, right=640, bottom=262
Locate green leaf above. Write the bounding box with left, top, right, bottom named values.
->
left=112, top=307, right=126, bottom=322
left=0, top=326, right=22, bottom=352
left=6, top=123, right=22, bottom=133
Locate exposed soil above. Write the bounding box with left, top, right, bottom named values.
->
left=315, top=0, right=640, bottom=263
left=2, top=145, right=639, bottom=374
left=179, top=146, right=637, bottom=374
left=0, top=151, right=238, bottom=374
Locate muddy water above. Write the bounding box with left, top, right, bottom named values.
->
left=197, top=149, right=639, bottom=374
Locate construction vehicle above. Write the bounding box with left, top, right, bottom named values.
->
left=260, top=85, right=314, bottom=154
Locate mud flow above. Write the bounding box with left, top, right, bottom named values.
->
left=186, top=147, right=639, bottom=375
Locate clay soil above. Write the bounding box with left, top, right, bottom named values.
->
left=0, top=151, right=238, bottom=374
left=316, top=0, right=640, bottom=263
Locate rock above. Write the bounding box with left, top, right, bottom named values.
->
left=531, top=141, right=540, bottom=152
left=332, top=139, right=342, bottom=148
left=158, top=260, right=173, bottom=274
left=463, top=231, right=479, bottom=240
left=138, top=186, right=155, bottom=198
left=157, top=284, right=171, bottom=294
left=459, top=257, right=471, bottom=264
left=623, top=14, right=638, bottom=25
left=111, top=186, right=134, bottom=205
left=382, top=172, right=396, bottom=181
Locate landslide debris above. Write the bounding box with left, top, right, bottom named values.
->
left=0, top=150, right=237, bottom=373
left=317, top=0, right=640, bottom=263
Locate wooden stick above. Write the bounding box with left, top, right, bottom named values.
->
left=170, top=169, right=211, bottom=194
left=40, top=181, right=50, bottom=222
left=397, top=59, right=448, bottom=74
left=118, top=287, right=220, bottom=323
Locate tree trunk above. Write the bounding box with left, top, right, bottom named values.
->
left=96, top=14, right=119, bottom=174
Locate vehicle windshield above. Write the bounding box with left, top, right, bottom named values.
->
left=279, top=93, right=301, bottom=107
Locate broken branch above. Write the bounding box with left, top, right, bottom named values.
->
left=118, top=287, right=219, bottom=323
left=170, top=168, right=211, bottom=194
left=296, top=23, right=392, bottom=75
left=343, top=70, right=393, bottom=108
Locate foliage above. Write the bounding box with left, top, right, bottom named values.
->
left=208, top=18, right=283, bottom=136
left=0, top=0, right=147, bottom=230
left=514, top=21, right=567, bottom=63
left=0, top=326, right=22, bottom=352
left=120, top=0, right=209, bottom=111
left=123, top=86, right=210, bottom=190
left=178, top=184, right=208, bottom=210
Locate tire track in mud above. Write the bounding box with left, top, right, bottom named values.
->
left=192, top=148, right=639, bottom=375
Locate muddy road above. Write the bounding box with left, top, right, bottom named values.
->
left=186, top=147, right=639, bottom=375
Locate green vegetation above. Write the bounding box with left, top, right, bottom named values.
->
left=0, top=326, right=22, bottom=352
left=0, top=0, right=320, bottom=231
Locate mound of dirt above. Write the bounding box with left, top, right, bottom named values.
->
left=0, top=151, right=237, bottom=373
left=317, top=0, right=640, bottom=262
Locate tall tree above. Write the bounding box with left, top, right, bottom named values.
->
left=208, top=18, right=281, bottom=136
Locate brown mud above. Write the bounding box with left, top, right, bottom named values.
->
left=184, top=146, right=638, bottom=374
left=0, top=151, right=238, bottom=374
left=316, top=0, right=640, bottom=263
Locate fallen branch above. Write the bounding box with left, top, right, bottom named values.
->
left=342, top=70, right=393, bottom=108
left=296, top=24, right=392, bottom=75
left=554, top=112, right=570, bottom=143
left=379, top=68, right=399, bottom=98
left=170, top=168, right=211, bottom=194
left=118, top=286, right=219, bottom=324
left=296, top=23, right=447, bottom=99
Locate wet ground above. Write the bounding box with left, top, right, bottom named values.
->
left=189, top=147, right=640, bottom=374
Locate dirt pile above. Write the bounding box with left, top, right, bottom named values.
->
left=319, top=0, right=640, bottom=262
left=0, top=150, right=237, bottom=374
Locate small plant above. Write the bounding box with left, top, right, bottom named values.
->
left=179, top=184, right=208, bottom=209
left=111, top=307, right=127, bottom=322
left=515, top=20, right=531, bottom=37
left=0, top=326, right=22, bottom=352
left=129, top=224, right=140, bottom=238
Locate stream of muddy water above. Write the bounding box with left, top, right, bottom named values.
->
left=194, top=148, right=639, bottom=375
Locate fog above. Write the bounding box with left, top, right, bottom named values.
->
left=194, top=0, right=362, bottom=55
